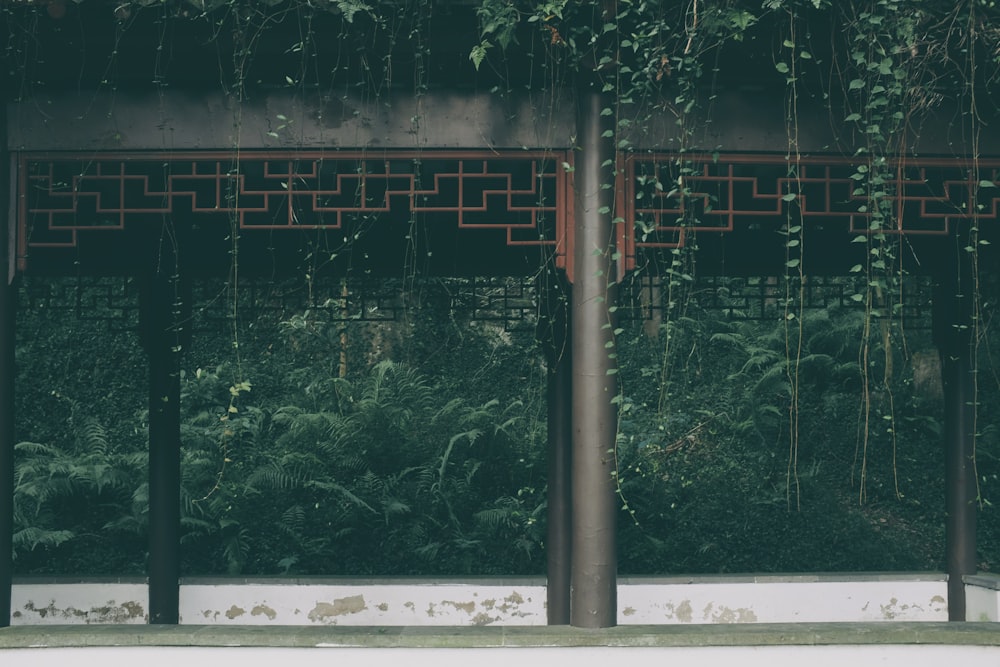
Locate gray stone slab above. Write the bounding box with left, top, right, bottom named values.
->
left=3, top=622, right=1000, bottom=649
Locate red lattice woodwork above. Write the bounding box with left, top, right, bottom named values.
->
left=622, top=153, right=1000, bottom=276
left=17, top=151, right=569, bottom=273
left=16, top=150, right=1000, bottom=279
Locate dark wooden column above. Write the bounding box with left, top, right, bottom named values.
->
left=0, top=272, right=11, bottom=629
left=569, top=81, right=618, bottom=628
left=0, top=128, right=14, bottom=627
left=139, top=263, right=188, bottom=625
left=933, top=234, right=977, bottom=622
left=541, top=276, right=572, bottom=625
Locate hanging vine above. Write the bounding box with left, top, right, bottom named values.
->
left=775, top=5, right=808, bottom=509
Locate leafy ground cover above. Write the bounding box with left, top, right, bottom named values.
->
left=13, top=276, right=997, bottom=576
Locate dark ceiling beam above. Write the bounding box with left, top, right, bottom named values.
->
left=10, top=88, right=999, bottom=156
left=6, top=91, right=573, bottom=152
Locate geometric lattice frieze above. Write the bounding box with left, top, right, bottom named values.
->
left=18, top=150, right=1000, bottom=279
left=624, top=153, right=1000, bottom=273
left=18, top=150, right=567, bottom=273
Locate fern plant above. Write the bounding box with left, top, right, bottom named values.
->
left=13, top=400, right=144, bottom=572
left=228, top=359, right=546, bottom=575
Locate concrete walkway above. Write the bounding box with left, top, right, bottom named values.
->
left=3, top=623, right=1000, bottom=667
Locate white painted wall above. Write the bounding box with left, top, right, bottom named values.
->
left=966, top=577, right=1000, bottom=622
left=618, top=578, right=947, bottom=623
left=181, top=582, right=545, bottom=626
left=10, top=582, right=147, bottom=625
left=11, top=574, right=984, bottom=626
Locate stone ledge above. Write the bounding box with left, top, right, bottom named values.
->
left=2, top=623, right=1000, bottom=649
left=966, top=575, right=1000, bottom=591
left=10, top=572, right=950, bottom=586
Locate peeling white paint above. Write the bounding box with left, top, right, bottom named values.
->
left=11, top=584, right=148, bottom=625
left=308, top=595, right=367, bottom=623
left=251, top=604, right=277, bottom=620
left=178, top=583, right=545, bottom=626
left=11, top=574, right=997, bottom=626
left=618, top=578, right=949, bottom=624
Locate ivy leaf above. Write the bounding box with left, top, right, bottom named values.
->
left=775, top=62, right=790, bottom=74
left=979, top=180, right=997, bottom=188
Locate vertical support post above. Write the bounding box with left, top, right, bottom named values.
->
left=933, top=234, right=977, bottom=622
left=140, top=265, right=187, bottom=625
left=541, top=276, right=572, bottom=625
left=570, top=80, right=618, bottom=628
left=942, top=349, right=976, bottom=621
left=0, top=269, right=10, bottom=630
left=0, top=113, right=14, bottom=628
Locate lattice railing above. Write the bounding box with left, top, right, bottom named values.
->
left=20, top=275, right=543, bottom=332
left=193, top=275, right=540, bottom=331
left=619, top=273, right=935, bottom=328
left=21, top=273, right=938, bottom=332
left=21, top=277, right=141, bottom=332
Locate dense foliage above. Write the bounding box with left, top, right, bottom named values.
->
left=15, top=275, right=1000, bottom=576
left=6, top=0, right=1000, bottom=578
left=14, top=280, right=552, bottom=575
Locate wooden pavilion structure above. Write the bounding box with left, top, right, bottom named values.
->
left=1, top=0, right=998, bottom=628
